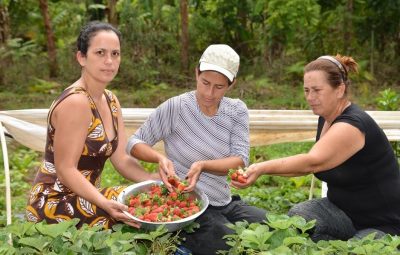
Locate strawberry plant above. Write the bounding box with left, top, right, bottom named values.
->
left=0, top=218, right=185, bottom=254
left=219, top=214, right=400, bottom=254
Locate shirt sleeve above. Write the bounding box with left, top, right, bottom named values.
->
left=230, top=100, right=250, bottom=166
left=126, top=96, right=181, bottom=153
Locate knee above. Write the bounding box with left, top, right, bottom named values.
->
left=288, top=202, right=310, bottom=219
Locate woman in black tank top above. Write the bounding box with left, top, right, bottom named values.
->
left=232, top=54, right=400, bottom=241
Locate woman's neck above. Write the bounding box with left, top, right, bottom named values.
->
left=79, top=75, right=106, bottom=102
left=324, top=100, right=351, bottom=125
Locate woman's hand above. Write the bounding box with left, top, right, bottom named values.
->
left=158, top=156, right=176, bottom=191
left=102, top=199, right=141, bottom=228
left=231, top=163, right=262, bottom=189
left=185, top=161, right=204, bottom=191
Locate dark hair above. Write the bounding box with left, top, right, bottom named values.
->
left=304, top=54, right=358, bottom=94
left=195, top=65, right=234, bottom=86
left=76, top=21, right=121, bottom=56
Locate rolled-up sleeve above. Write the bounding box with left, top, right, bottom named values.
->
left=230, top=100, right=250, bottom=166
left=126, top=97, right=180, bottom=154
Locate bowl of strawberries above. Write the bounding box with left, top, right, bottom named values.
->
left=117, top=179, right=209, bottom=232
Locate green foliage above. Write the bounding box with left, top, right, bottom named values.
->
left=376, top=88, right=399, bottom=111
left=0, top=38, right=39, bottom=59
left=232, top=175, right=315, bottom=214
left=231, top=143, right=319, bottom=213
left=374, top=88, right=400, bottom=161
left=1, top=0, right=399, bottom=97
left=219, top=214, right=400, bottom=254
left=0, top=146, right=40, bottom=226
left=0, top=219, right=182, bottom=254
left=28, top=78, right=62, bottom=94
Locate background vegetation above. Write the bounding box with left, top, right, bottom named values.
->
left=0, top=0, right=399, bottom=109
left=0, top=0, right=399, bottom=254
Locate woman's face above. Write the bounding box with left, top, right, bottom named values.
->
left=77, top=30, right=121, bottom=84
left=303, top=70, right=344, bottom=117
left=195, top=70, right=230, bottom=109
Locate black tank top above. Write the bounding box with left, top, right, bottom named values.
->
left=315, top=104, right=400, bottom=234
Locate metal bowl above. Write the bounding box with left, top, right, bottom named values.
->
left=117, top=180, right=209, bottom=232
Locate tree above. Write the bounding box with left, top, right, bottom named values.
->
left=343, top=0, right=353, bottom=54
left=179, top=0, right=189, bottom=75
left=39, top=0, right=58, bottom=78
left=0, top=2, right=9, bottom=45
left=107, top=0, right=118, bottom=26
left=0, top=2, right=10, bottom=85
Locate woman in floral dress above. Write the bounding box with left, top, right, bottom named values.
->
left=26, top=21, right=158, bottom=229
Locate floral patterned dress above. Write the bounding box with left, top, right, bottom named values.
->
left=26, top=87, right=125, bottom=229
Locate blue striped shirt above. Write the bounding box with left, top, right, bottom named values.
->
left=127, top=91, right=249, bottom=206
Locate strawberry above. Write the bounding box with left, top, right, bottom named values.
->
left=237, top=175, right=247, bottom=183
left=229, top=168, right=247, bottom=183
left=231, top=172, right=238, bottom=181
left=126, top=183, right=202, bottom=223
left=177, top=183, right=187, bottom=192
left=168, top=176, right=178, bottom=187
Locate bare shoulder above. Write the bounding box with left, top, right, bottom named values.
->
left=52, top=93, right=92, bottom=126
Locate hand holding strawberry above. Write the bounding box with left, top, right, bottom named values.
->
left=229, top=168, right=247, bottom=183
left=167, top=176, right=188, bottom=193
left=230, top=163, right=263, bottom=189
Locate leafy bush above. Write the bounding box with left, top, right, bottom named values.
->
left=0, top=219, right=186, bottom=254
left=375, top=88, right=400, bottom=161
left=376, top=88, right=399, bottom=111
left=219, top=214, right=400, bottom=254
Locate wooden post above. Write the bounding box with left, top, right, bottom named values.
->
left=0, top=121, right=12, bottom=227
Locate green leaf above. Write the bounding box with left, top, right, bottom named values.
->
left=6, top=221, right=36, bottom=238
left=327, top=240, right=348, bottom=251
left=283, top=236, right=307, bottom=246
left=18, top=236, right=50, bottom=251
left=148, top=225, right=169, bottom=240
left=269, top=245, right=293, bottom=254
left=132, top=233, right=154, bottom=241
left=35, top=220, right=78, bottom=238
left=0, top=244, right=17, bottom=254
left=269, top=229, right=298, bottom=249
left=267, top=214, right=293, bottom=229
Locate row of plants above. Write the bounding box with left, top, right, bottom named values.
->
left=2, top=213, right=400, bottom=254
left=221, top=214, right=400, bottom=255
left=0, top=218, right=185, bottom=254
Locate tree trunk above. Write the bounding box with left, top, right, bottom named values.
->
left=179, top=0, right=189, bottom=76
left=236, top=0, right=248, bottom=56
left=39, top=0, right=58, bottom=78
left=0, top=4, right=10, bottom=45
left=343, top=0, right=353, bottom=53
left=396, top=28, right=400, bottom=60
left=107, top=0, right=118, bottom=27
left=0, top=4, right=10, bottom=86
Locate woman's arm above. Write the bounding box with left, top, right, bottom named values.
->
left=52, top=94, right=139, bottom=227
left=232, top=122, right=365, bottom=188
left=110, top=98, right=159, bottom=182
left=130, top=143, right=175, bottom=188
left=127, top=98, right=180, bottom=189
left=185, top=156, right=244, bottom=191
